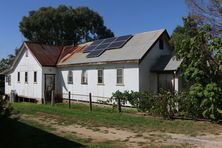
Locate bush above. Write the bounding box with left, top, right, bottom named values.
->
left=110, top=86, right=222, bottom=122
left=0, top=95, right=13, bottom=117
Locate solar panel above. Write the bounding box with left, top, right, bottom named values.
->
left=85, top=34, right=133, bottom=58
left=83, top=45, right=97, bottom=53
left=103, top=37, right=116, bottom=44
left=115, top=35, right=132, bottom=41
left=87, top=49, right=106, bottom=58
left=96, top=43, right=110, bottom=50
left=107, top=41, right=126, bottom=49
left=90, top=39, right=104, bottom=46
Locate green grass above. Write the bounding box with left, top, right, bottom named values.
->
left=12, top=102, right=222, bottom=136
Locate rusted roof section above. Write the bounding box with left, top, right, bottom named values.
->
left=57, top=45, right=86, bottom=63
left=25, top=42, right=63, bottom=67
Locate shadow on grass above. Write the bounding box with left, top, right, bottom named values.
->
left=0, top=116, right=85, bottom=148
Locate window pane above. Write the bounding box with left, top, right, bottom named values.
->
left=117, top=69, right=123, bottom=84
left=34, top=72, right=37, bottom=82
left=25, top=72, right=28, bottom=83
left=98, top=70, right=103, bottom=84
left=98, top=77, right=103, bottom=84
left=117, top=69, right=123, bottom=76
left=68, top=71, right=73, bottom=84
left=8, top=75, right=11, bottom=85
left=117, top=77, right=123, bottom=84
left=81, top=70, right=88, bottom=84
left=159, top=38, right=164, bottom=49
left=18, top=72, right=20, bottom=82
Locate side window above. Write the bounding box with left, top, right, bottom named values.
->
left=34, top=71, right=37, bottom=83
left=81, top=70, right=88, bottom=84
left=67, top=71, right=73, bottom=84
left=116, top=68, right=124, bottom=85
left=97, top=69, right=104, bottom=84
left=17, top=72, right=20, bottom=82
left=8, top=75, right=11, bottom=86
left=159, top=38, right=164, bottom=50
left=25, top=72, right=28, bottom=83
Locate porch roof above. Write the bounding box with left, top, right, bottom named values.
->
left=151, top=55, right=182, bottom=72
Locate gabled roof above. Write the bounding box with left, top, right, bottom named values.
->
left=25, top=42, right=63, bottom=67
left=1, top=29, right=171, bottom=75
left=57, top=29, right=169, bottom=66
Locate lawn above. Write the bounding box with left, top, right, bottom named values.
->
left=2, top=102, right=222, bottom=148
left=12, top=102, right=221, bottom=135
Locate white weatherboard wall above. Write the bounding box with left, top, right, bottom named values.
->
left=59, top=63, right=139, bottom=102
left=5, top=48, right=43, bottom=100
left=139, top=36, right=172, bottom=92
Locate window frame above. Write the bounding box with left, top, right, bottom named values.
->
left=97, top=69, right=104, bottom=85
left=34, top=71, right=37, bottom=83
left=67, top=71, right=73, bottom=84
left=81, top=70, right=88, bottom=85
left=116, top=68, right=124, bottom=85
left=25, top=72, right=28, bottom=83
left=159, top=38, right=164, bottom=50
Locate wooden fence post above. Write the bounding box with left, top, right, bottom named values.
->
left=68, top=91, right=71, bottom=109
left=51, top=90, right=54, bottom=106
left=118, top=98, right=121, bottom=113
left=89, top=93, right=92, bottom=111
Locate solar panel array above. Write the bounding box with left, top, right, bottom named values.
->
left=84, top=35, right=133, bottom=58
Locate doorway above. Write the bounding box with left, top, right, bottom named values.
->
left=44, top=74, right=55, bottom=103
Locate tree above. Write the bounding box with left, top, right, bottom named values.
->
left=19, top=5, right=114, bottom=45
left=170, top=16, right=222, bottom=121
left=186, top=0, right=222, bottom=36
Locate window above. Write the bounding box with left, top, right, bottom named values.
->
left=81, top=70, right=88, bottom=84
left=159, top=38, right=164, bottom=50
left=25, top=50, right=28, bottom=57
left=67, top=71, right=73, bottom=84
left=25, top=72, right=28, bottom=83
left=8, top=75, right=11, bottom=86
left=97, top=69, right=104, bottom=84
left=17, top=72, right=20, bottom=82
left=34, top=71, right=37, bottom=83
left=5, top=76, right=8, bottom=83
left=117, top=68, right=124, bottom=85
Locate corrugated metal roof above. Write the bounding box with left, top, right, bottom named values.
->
left=151, top=55, right=183, bottom=72
left=26, top=42, right=63, bottom=67
left=58, top=45, right=86, bottom=63
left=58, top=29, right=166, bottom=66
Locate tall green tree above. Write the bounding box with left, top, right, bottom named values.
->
left=19, top=5, right=114, bottom=45
left=171, top=16, right=222, bottom=121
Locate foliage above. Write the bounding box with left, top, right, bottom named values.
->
left=170, top=16, right=222, bottom=121
left=200, top=83, right=222, bottom=121
left=186, top=0, right=222, bottom=36
left=19, top=5, right=114, bottom=45
left=0, top=95, right=13, bottom=117
left=110, top=90, right=178, bottom=119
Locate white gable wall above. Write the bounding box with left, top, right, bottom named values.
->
left=59, top=63, right=139, bottom=102
left=5, top=48, right=43, bottom=100
left=139, top=36, right=171, bottom=92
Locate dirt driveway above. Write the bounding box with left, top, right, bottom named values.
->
left=21, top=113, right=222, bottom=148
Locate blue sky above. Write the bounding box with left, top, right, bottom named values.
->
left=0, top=0, right=188, bottom=59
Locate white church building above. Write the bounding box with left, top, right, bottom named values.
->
left=2, top=29, right=182, bottom=103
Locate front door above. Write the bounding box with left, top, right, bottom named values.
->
left=45, top=74, right=55, bottom=102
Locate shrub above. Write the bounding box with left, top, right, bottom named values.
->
left=0, top=95, right=13, bottom=117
